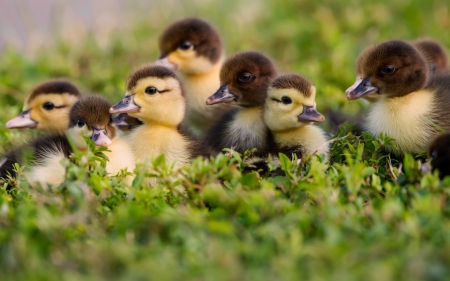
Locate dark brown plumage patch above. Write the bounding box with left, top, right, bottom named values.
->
left=126, top=64, right=179, bottom=91
left=159, top=18, right=222, bottom=63
left=413, top=39, right=449, bottom=75
left=355, top=40, right=429, bottom=97
left=220, top=51, right=277, bottom=106
left=271, top=74, right=313, bottom=97
left=28, top=79, right=81, bottom=102
left=428, top=133, right=450, bottom=179
left=69, top=96, right=116, bottom=139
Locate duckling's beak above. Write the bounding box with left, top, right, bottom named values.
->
left=112, top=113, right=129, bottom=130
left=298, top=106, right=325, bottom=123
left=112, top=113, right=142, bottom=131
left=206, top=85, right=237, bottom=105
left=346, top=78, right=379, bottom=100
left=154, top=56, right=177, bottom=71
left=6, top=110, right=38, bottom=129
left=110, top=95, right=140, bottom=114
left=91, top=128, right=112, bottom=146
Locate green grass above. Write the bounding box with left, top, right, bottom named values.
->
left=1, top=0, right=450, bottom=280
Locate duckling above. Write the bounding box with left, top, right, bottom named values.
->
left=264, top=74, right=329, bottom=160
left=155, top=17, right=232, bottom=136
left=110, top=64, right=203, bottom=168
left=427, top=133, right=450, bottom=179
left=203, top=51, right=277, bottom=155
left=0, top=96, right=135, bottom=185
left=112, top=113, right=143, bottom=131
left=345, top=40, right=450, bottom=155
left=412, top=39, right=449, bottom=75
left=6, top=79, right=81, bottom=132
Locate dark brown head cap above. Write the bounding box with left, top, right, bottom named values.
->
left=220, top=51, right=277, bottom=106
left=28, top=79, right=81, bottom=102
left=159, top=18, right=222, bottom=63
left=126, top=64, right=180, bottom=91
left=413, top=39, right=449, bottom=75
left=271, top=74, right=314, bottom=97
left=69, top=96, right=115, bottom=136
left=355, top=40, right=429, bottom=97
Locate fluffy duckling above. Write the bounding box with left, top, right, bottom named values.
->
left=0, top=96, right=135, bottom=185
left=6, top=79, right=81, bottom=132
left=155, top=18, right=231, bottom=136
left=427, top=133, right=450, bottom=179
left=203, top=51, right=277, bottom=155
left=264, top=74, right=329, bottom=159
left=110, top=64, right=203, bottom=168
left=346, top=40, right=450, bottom=155
left=413, top=39, right=449, bottom=75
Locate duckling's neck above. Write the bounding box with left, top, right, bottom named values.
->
left=225, top=106, right=268, bottom=153
left=366, top=89, right=437, bottom=154
left=128, top=123, right=191, bottom=167
left=179, top=58, right=222, bottom=103
left=273, top=125, right=328, bottom=156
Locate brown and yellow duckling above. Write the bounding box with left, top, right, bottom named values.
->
left=1, top=96, right=135, bottom=185
left=346, top=40, right=450, bottom=155
left=110, top=64, right=206, bottom=168
left=264, top=74, right=329, bottom=160
left=6, top=79, right=81, bottom=132
left=203, top=51, right=277, bottom=156
left=155, top=17, right=232, bottom=136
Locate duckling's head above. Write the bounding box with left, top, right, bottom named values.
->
left=6, top=79, right=81, bottom=132
left=413, top=39, right=449, bottom=75
left=346, top=40, right=429, bottom=101
left=206, top=51, right=277, bottom=107
left=155, top=18, right=222, bottom=75
left=428, top=133, right=450, bottom=180
left=110, top=65, right=185, bottom=126
left=68, top=96, right=116, bottom=150
left=264, top=74, right=325, bottom=132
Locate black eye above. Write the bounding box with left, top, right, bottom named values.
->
left=77, top=119, right=85, bottom=128
left=238, top=72, right=252, bottom=82
left=431, top=151, right=437, bottom=160
left=43, top=102, right=55, bottom=110
left=382, top=65, right=396, bottom=75
left=145, top=87, right=157, bottom=94
left=179, top=41, right=193, bottom=50
left=281, top=96, right=292, bottom=104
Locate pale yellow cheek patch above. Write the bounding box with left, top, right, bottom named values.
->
left=168, top=50, right=215, bottom=74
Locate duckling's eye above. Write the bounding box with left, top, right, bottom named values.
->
left=281, top=96, right=292, bottom=104
left=77, top=119, right=85, bottom=128
left=382, top=65, right=396, bottom=75
left=431, top=151, right=437, bottom=160
left=238, top=72, right=252, bottom=82
left=145, top=86, right=158, bottom=94
left=179, top=41, right=193, bottom=50
left=43, top=102, right=55, bottom=110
